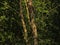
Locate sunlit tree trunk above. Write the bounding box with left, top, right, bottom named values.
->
left=25, top=0, right=38, bottom=45
left=19, top=0, right=28, bottom=45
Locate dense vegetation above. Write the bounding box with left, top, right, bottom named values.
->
left=0, top=0, right=60, bottom=45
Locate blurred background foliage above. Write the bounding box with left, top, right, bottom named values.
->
left=0, top=0, right=60, bottom=45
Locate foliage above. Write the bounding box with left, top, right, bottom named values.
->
left=0, top=0, right=60, bottom=45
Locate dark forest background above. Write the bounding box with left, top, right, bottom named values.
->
left=0, top=0, right=60, bottom=45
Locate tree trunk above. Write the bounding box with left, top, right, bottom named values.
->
left=25, top=0, right=38, bottom=45
left=19, top=0, right=28, bottom=45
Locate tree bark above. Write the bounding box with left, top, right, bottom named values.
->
left=19, top=0, right=28, bottom=45
left=25, top=0, right=38, bottom=45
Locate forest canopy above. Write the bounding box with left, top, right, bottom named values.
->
left=0, top=0, right=60, bottom=45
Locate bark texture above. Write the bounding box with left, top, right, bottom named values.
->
left=25, top=0, right=38, bottom=45
left=19, top=0, right=28, bottom=45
